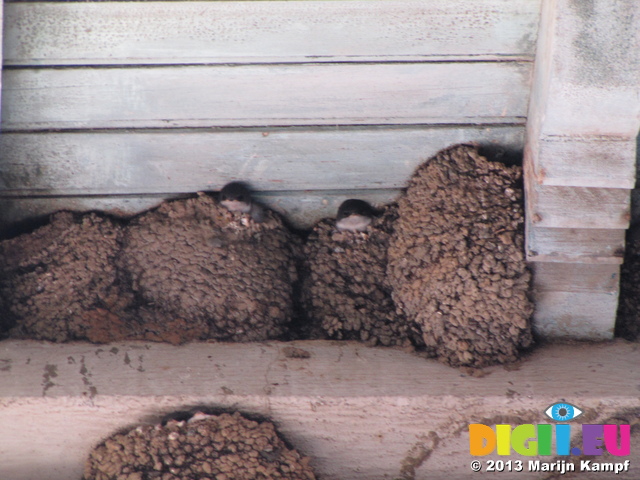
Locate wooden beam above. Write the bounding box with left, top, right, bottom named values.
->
left=1, top=62, right=531, bottom=131
left=0, top=340, right=638, bottom=480
left=526, top=224, right=625, bottom=264
left=526, top=181, right=631, bottom=230
left=524, top=0, right=640, bottom=339
left=3, top=0, right=541, bottom=66
left=525, top=0, right=640, bottom=189
left=0, top=126, right=524, bottom=195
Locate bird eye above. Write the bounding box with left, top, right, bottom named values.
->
left=544, top=402, right=583, bottom=422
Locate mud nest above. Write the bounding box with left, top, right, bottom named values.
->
left=0, top=211, right=132, bottom=342
left=387, top=144, right=533, bottom=367
left=616, top=226, right=640, bottom=341
left=300, top=207, right=416, bottom=346
left=83, top=411, right=316, bottom=480
left=119, top=194, right=300, bottom=342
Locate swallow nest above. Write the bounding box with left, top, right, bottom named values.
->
left=0, top=211, right=130, bottom=342
left=119, top=194, right=300, bottom=342
left=301, top=207, right=416, bottom=346
left=386, top=144, right=533, bottom=367
left=0, top=194, right=299, bottom=343
left=83, top=411, right=316, bottom=480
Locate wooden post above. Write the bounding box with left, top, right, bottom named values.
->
left=525, top=0, right=640, bottom=339
left=0, top=0, right=3, bottom=124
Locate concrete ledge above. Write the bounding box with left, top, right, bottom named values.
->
left=0, top=339, right=638, bottom=480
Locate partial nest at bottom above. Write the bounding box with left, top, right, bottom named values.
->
left=83, top=411, right=316, bottom=480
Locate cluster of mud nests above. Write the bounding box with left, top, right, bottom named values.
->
left=84, top=411, right=316, bottom=480
left=0, top=144, right=533, bottom=366
left=0, top=194, right=299, bottom=345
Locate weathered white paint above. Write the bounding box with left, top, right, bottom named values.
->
left=533, top=291, right=619, bottom=340
left=0, top=340, right=638, bottom=480
left=526, top=224, right=625, bottom=264
left=536, top=134, right=637, bottom=189
left=526, top=182, right=630, bottom=230
left=523, top=1, right=640, bottom=339
left=0, top=127, right=524, bottom=195
left=532, top=263, right=621, bottom=340
left=533, top=262, right=620, bottom=294
left=1, top=62, right=531, bottom=131
left=3, top=0, right=541, bottom=66
left=525, top=0, right=640, bottom=189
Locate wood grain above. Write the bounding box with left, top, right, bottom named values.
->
left=526, top=179, right=631, bottom=230
left=0, top=340, right=638, bottom=479
left=535, top=134, right=637, bottom=189
left=533, top=290, right=618, bottom=340
left=533, top=262, right=620, bottom=294
left=1, top=62, right=531, bottom=130
left=0, top=126, right=525, bottom=195
left=3, top=0, right=541, bottom=66
left=526, top=223, right=625, bottom=264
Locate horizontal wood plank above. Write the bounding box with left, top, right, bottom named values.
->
left=535, top=134, right=637, bottom=189
left=526, top=223, right=626, bottom=264
left=525, top=174, right=631, bottom=229
left=0, top=62, right=532, bottom=130
left=3, top=0, right=541, bottom=66
left=533, top=262, right=620, bottom=294
left=532, top=290, right=618, bottom=340
left=0, top=126, right=525, bottom=195
left=1, top=340, right=639, bottom=479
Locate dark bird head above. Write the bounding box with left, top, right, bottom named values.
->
left=219, top=182, right=253, bottom=214
left=336, top=199, right=376, bottom=232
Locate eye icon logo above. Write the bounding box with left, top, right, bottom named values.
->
left=544, top=402, right=583, bottom=422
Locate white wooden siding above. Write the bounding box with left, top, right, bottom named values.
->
left=524, top=0, right=640, bottom=339
left=3, top=0, right=541, bottom=66
left=0, top=127, right=524, bottom=195
left=1, top=63, right=531, bottom=131
left=0, top=0, right=539, bottom=230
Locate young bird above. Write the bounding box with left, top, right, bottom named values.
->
left=335, top=199, right=376, bottom=232
left=219, top=182, right=264, bottom=223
